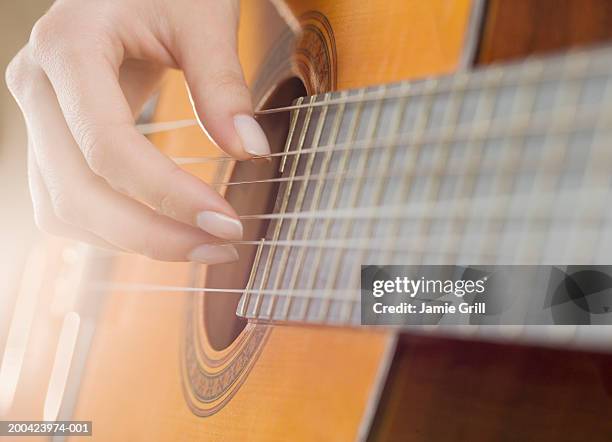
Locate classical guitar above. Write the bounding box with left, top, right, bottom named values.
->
left=4, top=0, right=612, bottom=440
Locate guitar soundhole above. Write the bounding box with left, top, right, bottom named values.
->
left=203, top=77, right=307, bottom=351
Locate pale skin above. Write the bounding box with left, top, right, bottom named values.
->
left=5, top=0, right=271, bottom=264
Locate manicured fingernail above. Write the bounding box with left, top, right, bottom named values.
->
left=196, top=211, right=243, bottom=240
left=234, top=114, right=271, bottom=156
left=188, top=244, right=239, bottom=264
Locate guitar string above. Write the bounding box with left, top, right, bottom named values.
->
left=93, top=217, right=608, bottom=252
left=94, top=219, right=612, bottom=301
left=169, top=94, right=611, bottom=231
left=204, top=130, right=611, bottom=223
left=232, top=69, right=607, bottom=308
left=88, top=281, right=490, bottom=304
left=137, top=100, right=611, bottom=240
left=93, top=196, right=612, bottom=301
left=210, top=154, right=612, bottom=190
left=253, top=56, right=602, bottom=116
left=168, top=98, right=610, bottom=166
left=114, top=54, right=610, bottom=301
left=87, top=282, right=361, bottom=300
left=136, top=51, right=604, bottom=135
left=169, top=106, right=612, bottom=186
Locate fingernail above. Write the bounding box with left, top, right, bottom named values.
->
left=234, top=114, right=271, bottom=156
left=196, top=211, right=243, bottom=240
left=188, top=244, right=239, bottom=264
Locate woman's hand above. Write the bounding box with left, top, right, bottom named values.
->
left=5, top=0, right=270, bottom=264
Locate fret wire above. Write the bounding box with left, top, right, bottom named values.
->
left=280, top=94, right=334, bottom=321
left=254, top=97, right=314, bottom=319
left=416, top=73, right=470, bottom=266
left=342, top=85, right=409, bottom=323
left=281, top=94, right=348, bottom=320
left=387, top=78, right=440, bottom=266
left=480, top=63, right=542, bottom=262
left=249, top=97, right=304, bottom=318
left=279, top=100, right=302, bottom=173
left=283, top=91, right=349, bottom=322
left=174, top=101, right=611, bottom=169
left=300, top=89, right=367, bottom=322
left=518, top=67, right=564, bottom=263
left=320, top=85, right=388, bottom=323
left=252, top=51, right=608, bottom=312
left=237, top=238, right=265, bottom=317
left=480, top=60, right=543, bottom=262
left=266, top=95, right=326, bottom=320
left=445, top=68, right=501, bottom=264
left=564, top=57, right=611, bottom=262
left=516, top=58, right=576, bottom=264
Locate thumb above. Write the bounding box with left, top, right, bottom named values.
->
left=172, top=3, right=270, bottom=160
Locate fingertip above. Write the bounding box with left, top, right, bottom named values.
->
left=196, top=210, right=243, bottom=240
left=233, top=114, right=271, bottom=157
left=186, top=83, right=255, bottom=160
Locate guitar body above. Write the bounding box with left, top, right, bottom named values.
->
left=9, top=1, right=612, bottom=441
left=67, top=1, right=473, bottom=440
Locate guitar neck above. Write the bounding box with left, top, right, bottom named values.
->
left=236, top=46, right=612, bottom=335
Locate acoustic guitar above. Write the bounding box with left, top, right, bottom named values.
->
left=4, top=0, right=612, bottom=440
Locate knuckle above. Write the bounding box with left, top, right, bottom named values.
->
left=30, top=13, right=97, bottom=64
left=5, top=52, right=36, bottom=98
left=29, top=15, right=60, bottom=58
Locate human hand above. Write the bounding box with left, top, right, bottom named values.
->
left=5, top=0, right=270, bottom=264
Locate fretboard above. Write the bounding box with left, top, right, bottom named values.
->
left=236, top=46, right=612, bottom=334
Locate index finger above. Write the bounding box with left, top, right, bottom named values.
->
left=30, top=26, right=244, bottom=241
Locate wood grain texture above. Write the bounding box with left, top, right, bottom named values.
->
left=283, top=0, right=473, bottom=89
left=478, top=0, right=612, bottom=64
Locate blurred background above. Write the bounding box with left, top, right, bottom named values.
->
left=0, top=1, right=53, bottom=366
